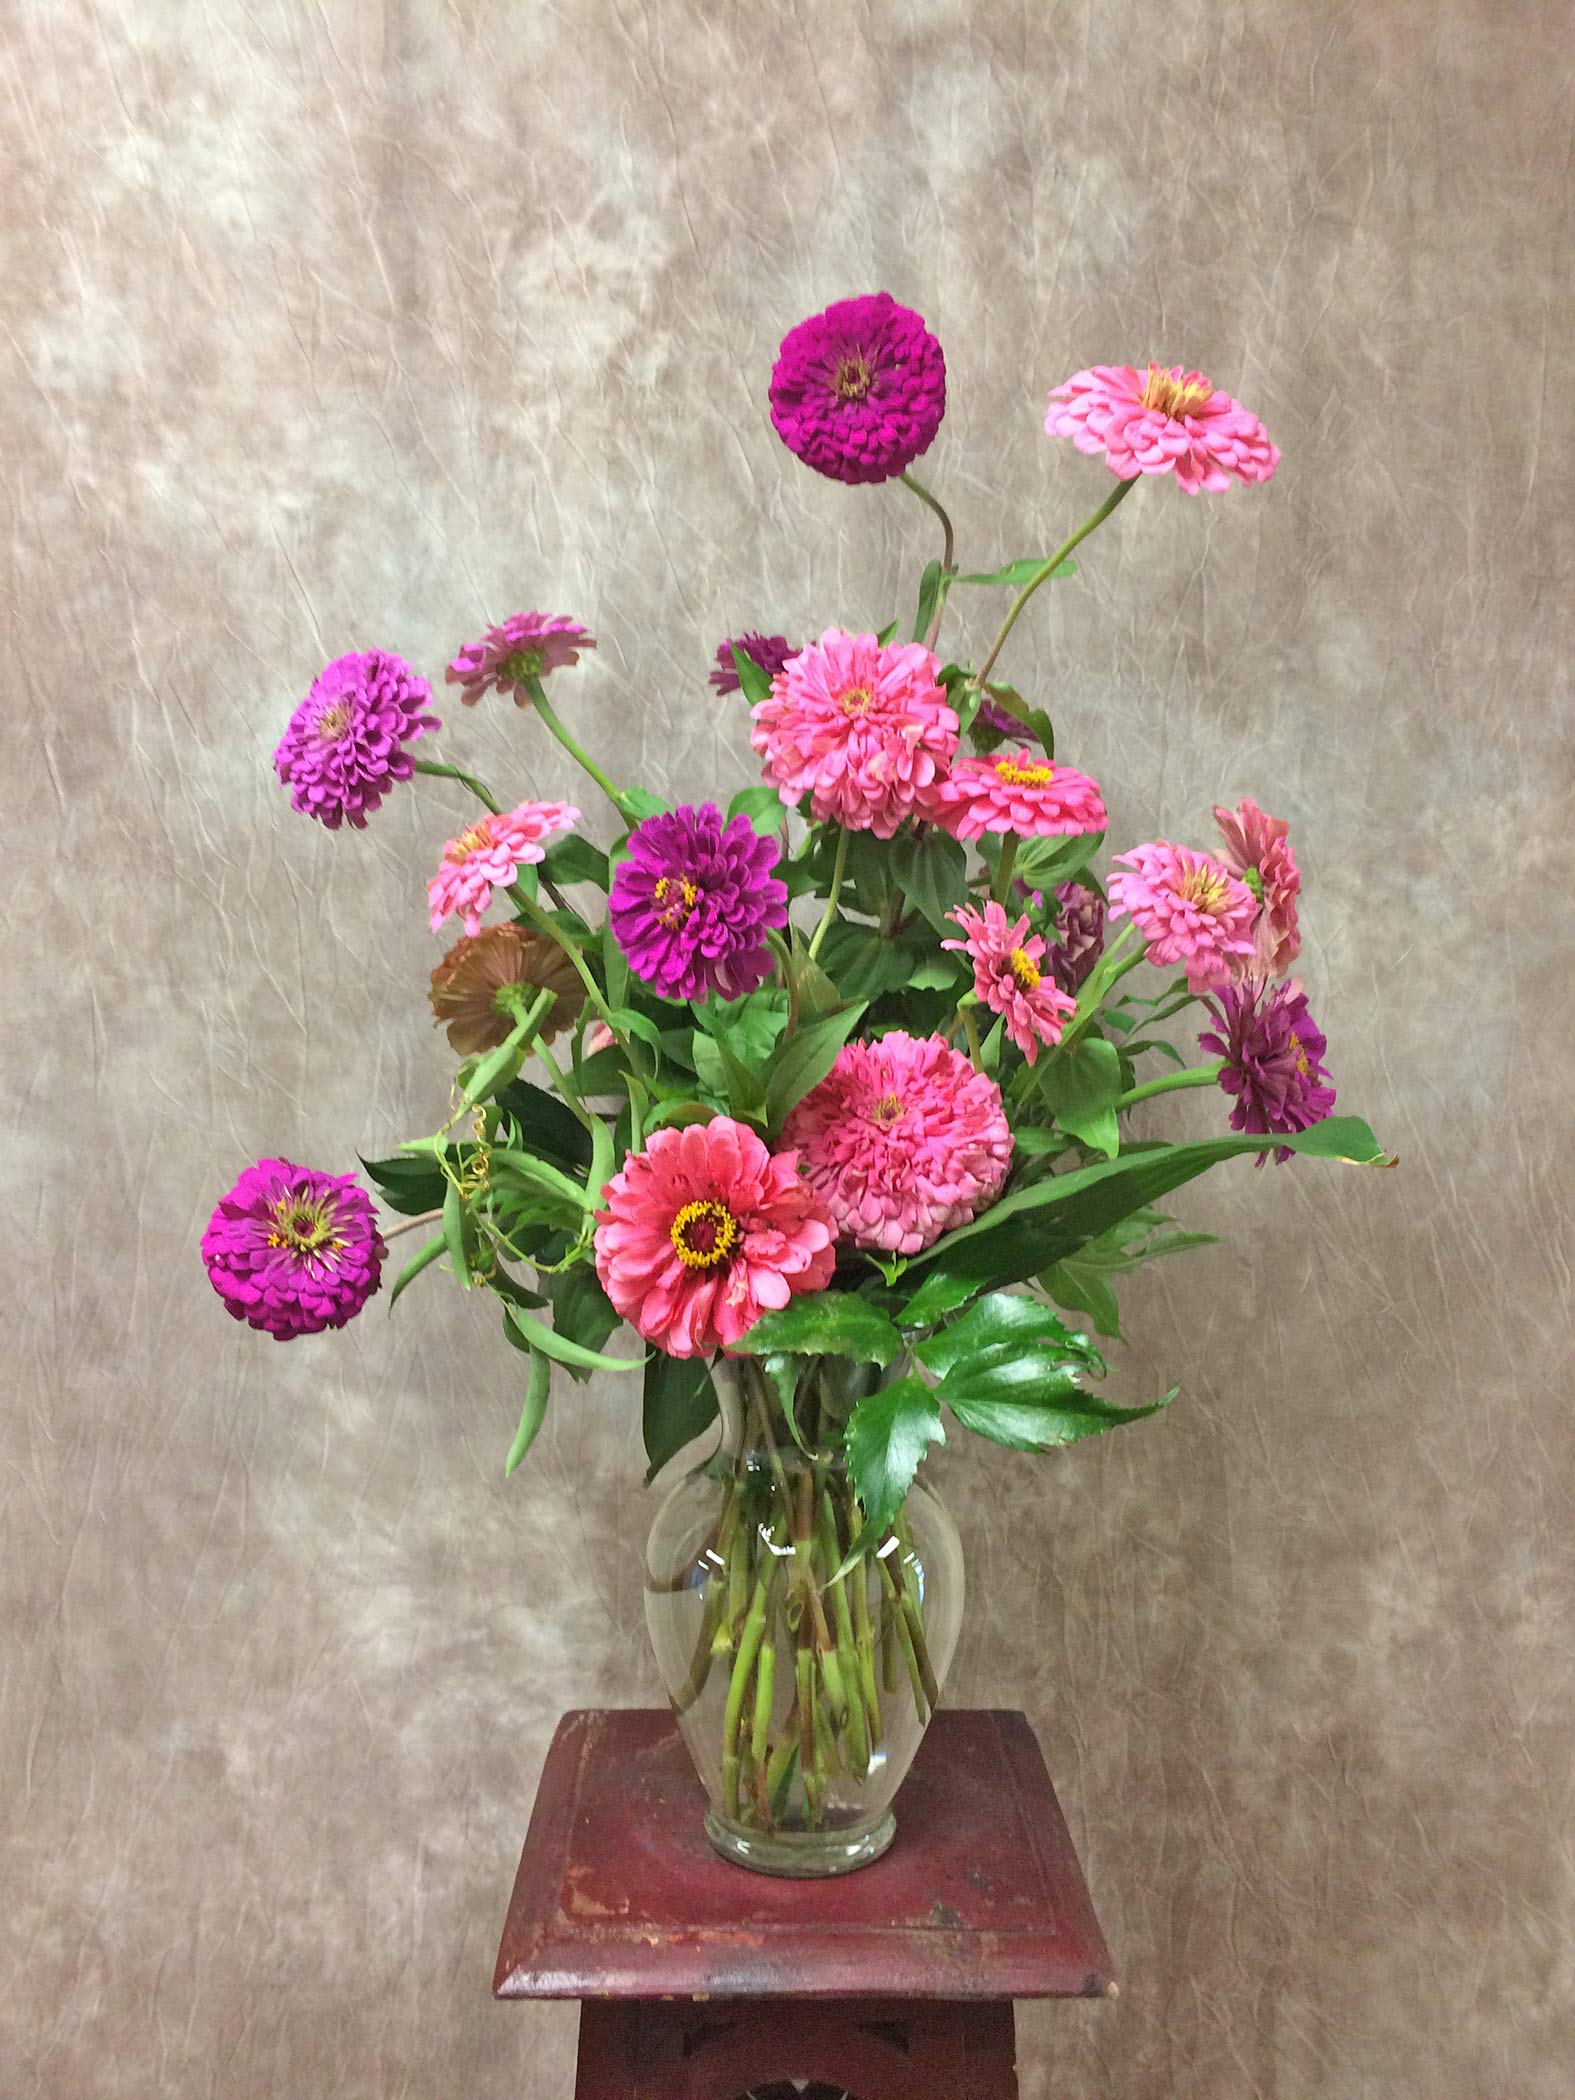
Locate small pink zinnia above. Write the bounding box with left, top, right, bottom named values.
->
left=427, top=800, right=580, bottom=937
left=593, top=1117, right=836, bottom=1359
left=750, top=628, right=958, bottom=837
left=925, top=747, right=1107, bottom=842
left=1213, top=795, right=1302, bottom=981
left=1108, top=841, right=1258, bottom=993
left=942, top=902, right=1077, bottom=1066
left=783, top=1032, right=1013, bottom=1256
left=446, top=613, right=595, bottom=706
left=1046, top=364, right=1279, bottom=494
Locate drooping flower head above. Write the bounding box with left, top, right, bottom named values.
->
left=968, top=694, right=1041, bottom=752
left=609, top=803, right=788, bottom=1004
left=1043, top=881, right=1106, bottom=996
left=427, top=801, right=580, bottom=938
left=1108, top=841, right=1257, bottom=993
left=926, top=747, right=1107, bottom=842
left=751, top=629, right=958, bottom=836
left=942, top=902, right=1077, bottom=1066
left=711, top=631, right=797, bottom=696
left=594, top=1117, right=836, bottom=1358
left=769, top=293, right=946, bottom=486
left=428, top=924, right=585, bottom=1056
left=1198, top=979, right=1336, bottom=1164
left=1046, top=364, right=1279, bottom=494
left=446, top=613, right=595, bottom=706
left=273, top=649, right=440, bottom=830
left=202, top=1159, right=384, bottom=1341
left=1213, top=795, right=1302, bottom=980
left=783, top=1032, right=1013, bottom=1256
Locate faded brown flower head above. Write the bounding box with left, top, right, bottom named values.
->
left=428, top=925, right=584, bottom=1055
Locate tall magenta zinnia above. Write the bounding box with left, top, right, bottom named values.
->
left=202, top=1159, right=385, bottom=1339
left=609, top=803, right=788, bottom=1004
left=769, top=293, right=946, bottom=486
left=273, top=650, right=440, bottom=830
left=1198, top=980, right=1336, bottom=1164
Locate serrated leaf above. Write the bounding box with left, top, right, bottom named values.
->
left=643, top=1352, right=719, bottom=1481
left=943, top=1355, right=1175, bottom=1451
left=505, top=1349, right=552, bottom=1476
left=845, top=1376, right=945, bottom=1534
left=733, top=1290, right=904, bottom=1367
left=762, top=1001, right=867, bottom=1127
left=915, top=1291, right=1102, bottom=1379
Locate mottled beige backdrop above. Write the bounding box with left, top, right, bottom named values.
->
left=5, top=2, right=1572, bottom=2095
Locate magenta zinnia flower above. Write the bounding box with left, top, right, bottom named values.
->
left=783, top=1032, right=1013, bottom=1256
left=427, top=800, right=580, bottom=937
left=711, top=632, right=797, bottom=696
left=769, top=293, right=946, bottom=486
left=925, top=747, right=1107, bottom=842
left=1108, top=841, right=1257, bottom=993
left=1213, top=795, right=1302, bottom=981
left=751, top=628, right=958, bottom=836
left=609, top=803, right=788, bottom=1004
left=202, top=1159, right=384, bottom=1340
left=1046, top=364, right=1279, bottom=493
left=273, top=650, right=440, bottom=830
left=1198, top=979, right=1336, bottom=1164
left=594, top=1117, right=837, bottom=1358
left=445, top=612, right=595, bottom=706
left=943, top=902, right=1077, bottom=1066
left=1044, top=881, right=1106, bottom=996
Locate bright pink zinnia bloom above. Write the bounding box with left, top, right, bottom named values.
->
left=446, top=612, right=595, bottom=705
left=782, top=1032, right=1013, bottom=1256
left=593, top=1117, right=836, bottom=1359
left=925, top=747, right=1106, bottom=842
left=750, top=628, right=958, bottom=837
left=1108, top=841, right=1258, bottom=993
left=1213, top=795, right=1302, bottom=981
left=942, top=902, right=1077, bottom=1066
left=427, top=801, right=580, bottom=937
left=1046, top=364, right=1279, bottom=493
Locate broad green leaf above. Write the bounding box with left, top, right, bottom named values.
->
left=602, top=1004, right=665, bottom=1049
left=733, top=1290, right=904, bottom=1368
left=643, top=1097, right=720, bottom=1133
left=503, top=1304, right=640, bottom=1374
left=545, top=1261, right=621, bottom=1383
left=956, top=557, right=1078, bottom=587
left=845, top=1376, right=945, bottom=1534
left=695, top=988, right=789, bottom=1065
left=691, top=1033, right=768, bottom=1118
left=1012, top=1126, right=1067, bottom=1157
left=643, top=1352, right=720, bottom=1481
left=361, top=1150, right=449, bottom=1217
left=484, top=1263, right=550, bottom=1313
left=1038, top=1255, right=1124, bottom=1339
left=914, top=1291, right=1102, bottom=1379
left=728, top=784, right=789, bottom=838
left=763, top=1001, right=867, bottom=1127
left=787, top=938, right=845, bottom=1020
left=495, top=1080, right=594, bottom=1174
left=886, top=827, right=967, bottom=933
left=729, top=645, right=775, bottom=706
left=619, top=787, right=672, bottom=824
left=913, top=558, right=945, bottom=643
left=816, top=920, right=922, bottom=1003
left=1038, top=1037, right=1124, bottom=1159
left=388, top=1230, right=445, bottom=1309
left=874, top=617, right=899, bottom=646
left=542, top=834, right=610, bottom=889
left=944, top=1355, right=1175, bottom=1452
left=1013, top=830, right=1104, bottom=894
left=505, top=1349, right=552, bottom=1476
left=898, top=1266, right=985, bottom=1327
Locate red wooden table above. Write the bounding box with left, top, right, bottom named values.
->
left=495, top=1708, right=1113, bottom=2099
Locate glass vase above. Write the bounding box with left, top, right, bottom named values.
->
left=644, top=1355, right=964, bottom=1878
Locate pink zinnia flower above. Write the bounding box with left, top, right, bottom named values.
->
left=1108, top=841, right=1258, bottom=993
left=427, top=801, right=580, bottom=937
left=925, top=747, right=1107, bottom=842
left=1046, top=364, right=1279, bottom=494
left=1213, top=795, right=1302, bottom=981
left=943, top=902, right=1077, bottom=1065
left=783, top=1032, right=1013, bottom=1256
left=446, top=613, right=595, bottom=706
left=593, top=1117, right=836, bottom=1359
left=750, top=628, right=958, bottom=837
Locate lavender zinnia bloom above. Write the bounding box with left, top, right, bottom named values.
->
left=769, top=293, right=946, bottom=486
left=711, top=631, right=797, bottom=696
left=273, top=650, right=440, bottom=830
left=609, top=803, right=789, bottom=1004
left=1044, top=881, right=1106, bottom=996
left=1198, top=979, right=1336, bottom=1165
left=202, top=1159, right=385, bottom=1339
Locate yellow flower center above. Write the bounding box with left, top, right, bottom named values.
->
left=1008, top=947, right=1041, bottom=990
left=267, top=1194, right=345, bottom=1262
left=995, top=757, right=1056, bottom=788
left=669, top=1198, right=739, bottom=1271
left=837, top=684, right=874, bottom=717
left=1180, top=866, right=1230, bottom=913
left=450, top=822, right=492, bottom=862
left=833, top=351, right=874, bottom=402
left=1289, top=1030, right=1312, bottom=1080
left=315, top=702, right=352, bottom=741
left=870, top=1092, right=905, bottom=1127
left=653, top=873, right=700, bottom=928
left=1139, top=364, right=1214, bottom=421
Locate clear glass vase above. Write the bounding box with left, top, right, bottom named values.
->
left=644, top=1355, right=964, bottom=1878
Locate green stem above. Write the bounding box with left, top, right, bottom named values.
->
left=901, top=470, right=956, bottom=650
left=524, top=677, right=628, bottom=819
left=974, top=476, right=1137, bottom=694
left=412, top=758, right=503, bottom=815
left=1115, top=1061, right=1224, bottom=1112
left=510, top=890, right=619, bottom=1034
left=439, top=987, right=556, bottom=1132
left=533, top=1038, right=600, bottom=1135
left=722, top=1549, right=779, bottom=1821
left=1057, top=928, right=1144, bottom=1051
left=766, top=927, right=800, bottom=1037
left=807, top=826, right=850, bottom=962
left=959, top=1004, right=983, bottom=1072
left=992, top=833, right=1019, bottom=905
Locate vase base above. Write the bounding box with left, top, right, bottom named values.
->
left=704, top=1807, right=897, bottom=1879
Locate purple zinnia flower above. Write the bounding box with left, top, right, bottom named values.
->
left=769, top=293, right=946, bottom=486
left=711, top=631, right=797, bottom=696
left=446, top=612, right=595, bottom=706
left=1044, top=881, right=1106, bottom=996
left=273, top=650, right=440, bottom=830
left=1198, top=979, right=1337, bottom=1165
left=202, top=1159, right=385, bottom=1340
left=609, top=803, right=789, bottom=1004
left=969, top=695, right=1037, bottom=751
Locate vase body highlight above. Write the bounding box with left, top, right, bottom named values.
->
left=644, top=1356, right=964, bottom=1877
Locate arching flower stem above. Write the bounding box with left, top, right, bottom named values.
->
left=974, top=477, right=1136, bottom=695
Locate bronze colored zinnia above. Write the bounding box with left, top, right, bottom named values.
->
left=428, top=925, right=584, bottom=1055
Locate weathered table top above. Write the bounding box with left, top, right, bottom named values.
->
left=494, top=1707, right=1114, bottom=2003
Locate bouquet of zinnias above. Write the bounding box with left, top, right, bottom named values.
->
left=204, top=295, right=1387, bottom=1869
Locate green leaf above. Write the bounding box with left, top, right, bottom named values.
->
left=788, top=938, right=846, bottom=1020
left=1039, top=1254, right=1124, bottom=1339
left=913, top=558, right=945, bottom=643
left=691, top=1033, right=768, bottom=1118
left=816, top=920, right=923, bottom=1003
left=602, top=916, right=631, bottom=1016
left=914, top=1291, right=1102, bottom=1379
left=898, top=1266, right=984, bottom=1327
left=886, top=827, right=967, bottom=933
left=942, top=1351, right=1175, bottom=1452
left=763, top=1000, right=868, bottom=1127
left=488, top=1146, right=594, bottom=1217
left=1013, top=830, right=1104, bottom=893
left=845, top=1377, right=945, bottom=1535
left=874, top=617, right=899, bottom=646
left=729, top=645, right=775, bottom=706
left=361, top=1150, right=451, bottom=1217
left=728, top=784, right=789, bottom=838
left=956, top=557, right=1078, bottom=587
left=495, top=1080, right=594, bottom=1174
left=643, top=1352, right=720, bottom=1482
left=695, top=988, right=789, bottom=1065
left=733, top=1290, right=904, bottom=1368
left=1012, top=1126, right=1066, bottom=1158
left=619, top=787, right=672, bottom=824
left=483, top=1263, right=550, bottom=1312
left=388, top=1230, right=446, bottom=1309
left=505, top=1349, right=552, bottom=1476
left=1038, top=1037, right=1124, bottom=1159
left=602, top=1003, right=666, bottom=1048
left=542, top=834, right=610, bottom=889
left=503, top=1304, right=640, bottom=1375
left=442, top=1176, right=471, bottom=1290
left=544, top=1261, right=621, bottom=1382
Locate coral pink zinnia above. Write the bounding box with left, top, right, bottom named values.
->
left=783, top=1032, right=1013, bottom=1256
left=925, top=747, right=1107, bottom=842
left=943, top=902, right=1077, bottom=1065
left=427, top=801, right=580, bottom=937
left=1108, top=841, right=1258, bottom=993
left=1213, top=794, right=1302, bottom=981
left=1046, top=364, right=1279, bottom=493
left=750, top=628, right=958, bottom=837
left=593, top=1117, right=836, bottom=1358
